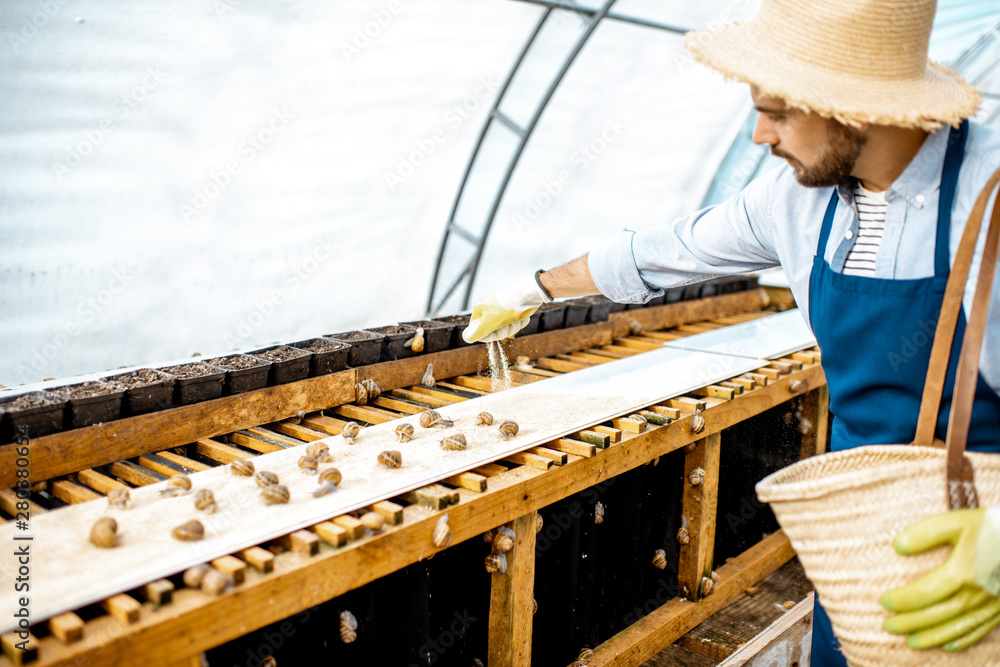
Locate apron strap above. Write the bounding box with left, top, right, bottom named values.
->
left=934, top=120, right=969, bottom=278
left=816, top=189, right=840, bottom=258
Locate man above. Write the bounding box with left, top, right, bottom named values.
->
left=462, top=0, right=1000, bottom=663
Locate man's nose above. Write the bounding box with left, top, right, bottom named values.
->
left=752, top=113, right=776, bottom=145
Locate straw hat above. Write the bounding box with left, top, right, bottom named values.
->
left=684, top=0, right=981, bottom=130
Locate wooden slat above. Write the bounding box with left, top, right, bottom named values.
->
left=746, top=372, right=769, bottom=386
left=155, top=451, right=211, bottom=472
left=101, top=594, right=141, bottom=625
left=109, top=461, right=164, bottom=486
left=598, top=344, right=644, bottom=357
left=548, top=439, right=597, bottom=458
left=331, top=404, right=398, bottom=425
left=372, top=395, right=427, bottom=415
left=503, top=452, right=552, bottom=470
left=534, top=357, right=588, bottom=373
left=488, top=512, right=537, bottom=667
left=692, top=385, right=736, bottom=400
left=426, top=484, right=460, bottom=506
left=278, top=530, right=319, bottom=556
left=142, top=580, right=174, bottom=607
left=678, top=432, right=722, bottom=601
left=49, top=613, right=84, bottom=644
left=400, top=487, right=453, bottom=511
left=507, top=368, right=559, bottom=381
left=589, top=425, right=622, bottom=442
left=448, top=375, right=498, bottom=392
left=405, top=385, right=473, bottom=403
left=2, top=631, right=38, bottom=665
left=211, top=556, right=247, bottom=585
left=313, top=521, right=348, bottom=547
left=718, top=594, right=814, bottom=667
left=49, top=480, right=101, bottom=505
left=238, top=547, right=274, bottom=573
left=372, top=500, right=404, bottom=525
left=648, top=405, right=681, bottom=420
left=611, top=417, right=645, bottom=434
left=435, top=381, right=489, bottom=395
left=227, top=432, right=288, bottom=454
left=613, top=337, right=662, bottom=351
left=576, top=430, right=611, bottom=448
left=74, top=469, right=129, bottom=495
left=136, top=453, right=193, bottom=477
left=245, top=427, right=303, bottom=447
left=0, top=489, right=46, bottom=518
left=390, top=388, right=452, bottom=408
left=526, top=446, right=567, bottom=465
left=332, top=515, right=365, bottom=541
left=443, top=472, right=488, bottom=493
left=474, top=463, right=510, bottom=477
left=266, top=422, right=327, bottom=443
left=194, top=439, right=253, bottom=463
left=300, top=414, right=347, bottom=436
left=666, top=397, right=706, bottom=413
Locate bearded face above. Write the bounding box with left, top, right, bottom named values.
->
left=772, top=120, right=868, bottom=188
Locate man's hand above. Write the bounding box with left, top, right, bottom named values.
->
left=462, top=273, right=552, bottom=344
left=881, top=507, right=1000, bottom=651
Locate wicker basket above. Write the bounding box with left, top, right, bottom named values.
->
left=757, top=445, right=1000, bottom=666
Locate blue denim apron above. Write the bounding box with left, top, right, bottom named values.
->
left=806, top=119, right=1000, bottom=665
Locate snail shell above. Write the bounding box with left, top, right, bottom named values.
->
left=652, top=549, right=667, bottom=570
left=534, top=513, right=543, bottom=533
left=107, top=488, right=131, bottom=510
left=201, top=569, right=233, bottom=597
left=498, top=420, right=519, bottom=440
left=260, top=658, right=276, bottom=667
left=89, top=517, right=118, bottom=548
left=172, top=519, right=205, bottom=542
left=676, top=526, right=690, bottom=545
left=701, top=576, right=715, bottom=597
left=255, top=470, right=279, bottom=488
left=688, top=467, right=705, bottom=487
left=628, top=413, right=648, bottom=425
left=578, top=648, right=594, bottom=661
left=340, top=610, right=358, bottom=644
left=484, top=553, right=507, bottom=574
left=183, top=564, right=210, bottom=588
left=298, top=455, right=319, bottom=475
left=194, top=489, right=217, bottom=514
left=569, top=661, right=587, bottom=667
left=360, top=511, right=384, bottom=532
left=262, top=484, right=290, bottom=505
left=419, top=409, right=453, bottom=429
left=746, top=585, right=759, bottom=596
left=440, top=433, right=467, bottom=451
left=690, top=412, right=706, bottom=434
left=354, top=382, right=368, bottom=405
left=230, top=458, right=255, bottom=476
left=395, top=423, right=414, bottom=443
left=161, top=473, right=192, bottom=497
left=629, top=319, right=643, bottom=335
left=342, top=421, right=361, bottom=444
left=409, top=326, right=425, bottom=353
left=476, top=412, right=494, bottom=426
left=482, top=529, right=496, bottom=544
left=492, top=526, right=514, bottom=554
left=594, top=501, right=605, bottom=525
left=421, top=362, right=434, bottom=387
left=306, top=442, right=329, bottom=459
left=377, top=450, right=402, bottom=468
left=782, top=599, right=795, bottom=610
left=432, top=515, right=451, bottom=548
left=313, top=468, right=343, bottom=497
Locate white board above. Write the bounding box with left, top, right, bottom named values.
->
left=663, top=310, right=815, bottom=360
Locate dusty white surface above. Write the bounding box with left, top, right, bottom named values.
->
left=0, top=345, right=765, bottom=631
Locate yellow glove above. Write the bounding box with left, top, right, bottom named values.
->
left=462, top=273, right=552, bottom=344
left=881, top=507, right=1000, bottom=651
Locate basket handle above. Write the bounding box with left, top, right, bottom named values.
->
left=911, top=166, right=1000, bottom=509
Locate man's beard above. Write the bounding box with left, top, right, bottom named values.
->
left=773, top=121, right=867, bottom=188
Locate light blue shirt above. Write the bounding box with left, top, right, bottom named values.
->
left=588, top=121, right=1000, bottom=393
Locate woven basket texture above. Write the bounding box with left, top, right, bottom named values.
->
left=756, top=445, right=1000, bottom=666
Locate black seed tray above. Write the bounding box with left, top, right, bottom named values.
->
left=207, top=354, right=272, bottom=395
left=563, top=300, right=591, bottom=328
left=291, top=338, right=351, bottom=376
left=536, top=303, right=567, bottom=332
left=46, top=380, right=124, bottom=429
left=160, top=362, right=226, bottom=405
left=249, top=345, right=312, bottom=385
left=400, top=320, right=454, bottom=354
left=577, top=296, right=613, bottom=323
left=325, top=330, right=384, bottom=367
left=365, top=324, right=420, bottom=361
left=0, top=391, right=67, bottom=440
left=664, top=286, right=686, bottom=303
left=103, top=368, right=175, bottom=415
left=432, top=314, right=473, bottom=349
left=520, top=310, right=541, bottom=336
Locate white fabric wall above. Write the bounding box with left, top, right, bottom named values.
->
left=0, top=0, right=756, bottom=387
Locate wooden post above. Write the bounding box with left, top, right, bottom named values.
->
left=488, top=512, right=537, bottom=667
left=678, top=432, right=721, bottom=601
left=799, top=384, right=830, bottom=460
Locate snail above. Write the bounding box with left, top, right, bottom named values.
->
left=172, top=519, right=205, bottom=542
left=341, top=421, right=361, bottom=444
left=255, top=470, right=279, bottom=488
left=701, top=576, right=715, bottom=597
left=419, top=409, right=453, bottom=429
left=629, top=319, right=642, bottom=335
left=746, top=585, right=759, bottom=596
left=298, top=455, right=319, bottom=475
left=409, top=326, right=425, bottom=353
left=360, top=511, right=384, bottom=532
left=676, top=526, right=690, bottom=545
left=535, top=513, right=543, bottom=533
left=355, top=379, right=380, bottom=405
left=395, top=423, right=414, bottom=443
left=262, top=484, right=290, bottom=505
left=340, top=610, right=358, bottom=644
left=532, top=600, right=538, bottom=615
left=492, top=526, right=515, bottom=554
left=688, top=467, right=705, bottom=487
left=421, top=362, right=434, bottom=387
left=432, top=515, right=451, bottom=548
left=476, top=412, right=494, bottom=426
left=313, top=467, right=343, bottom=498
left=498, top=420, right=519, bottom=440
left=160, top=473, right=192, bottom=497
left=230, top=458, right=255, bottom=476
left=195, top=489, right=217, bottom=514
left=652, top=549, right=667, bottom=570
left=291, top=410, right=305, bottom=424
left=306, top=442, right=333, bottom=463
left=107, top=488, right=131, bottom=510
left=484, top=553, right=507, bottom=574
left=690, top=411, right=706, bottom=434
left=482, top=529, right=496, bottom=544
left=440, top=433, right=467, bottom=451
left=578, top=648, right=594, bottom=661
left=594, top=501, right=605, bottom=525
left=89, top=517, right=118, bottom=548
left=260, top=658, right=276, bottom=667
left=378, top=450, right=402, bottom=468
left=628, top=413, right=648, bottom=426
left=183, top=564, right=210, bottom=588
left=201, top=569, right=233, bottom=597
left=782, top=600, right=796, bottom=610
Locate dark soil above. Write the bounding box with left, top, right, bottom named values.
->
left=436, top=315, right=470, bottom=325
left=300, top=339, right=347, bottom=354
left=106, top=368, right=169, bottom=389
left=253, top=346, right=309, bottom=363
left=0, top=391, right=63, bottom=412
left=50, top=381, right=120, bottom=399
left=329, top=331, right=380, bottom=342
left=536, top=302, right=565, bottom=312
left=208, top=355, right=266, bottom=371
left=161, top=362, right=221, bottom=379
left=404, top=320, right=449, bottom=329
left=368, top=325, right=414, bottom=335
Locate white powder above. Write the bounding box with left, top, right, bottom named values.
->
left=487, top=341, right=512, bottom=392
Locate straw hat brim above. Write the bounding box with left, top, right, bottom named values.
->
left=685, top=22, right=981, bottom=131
